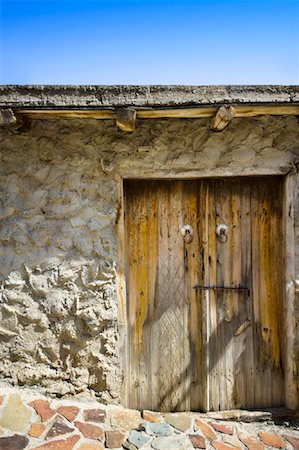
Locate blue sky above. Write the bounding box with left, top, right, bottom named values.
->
left=0, top=0, right=298, bottom=84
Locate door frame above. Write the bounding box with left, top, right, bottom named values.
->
left=117, top=173, right=297, bottom=411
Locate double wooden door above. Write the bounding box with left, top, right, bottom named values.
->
left=125, top=177, right=284, bottom=412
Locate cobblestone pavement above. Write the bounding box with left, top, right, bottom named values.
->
left=0, top=387, right=298, bottom=449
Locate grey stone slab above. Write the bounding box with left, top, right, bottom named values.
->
left=151, top=435, right=194, bottom=450
left=201, top=409, right=272, bottom=422
left=1, top=85, right=298, bottom=108
left=128, top=430, right=151, bottom=448
left=143, top=422, right=173, bottom=436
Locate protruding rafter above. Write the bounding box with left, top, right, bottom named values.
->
left=116, top=108, right=136, bottom=132
left=210, top=105, right=236, bottom=131
left=0, top=108, right=26, bottom=130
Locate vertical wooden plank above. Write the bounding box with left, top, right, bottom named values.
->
left=117, top=175, right=129, bottom=407
left=283, top=174, right=297, bottom=410
left=229, top=179, right=243, bottom=408
left=136, top=182, right=150, bottom=410
left=260, top=181, right=272, bottom=407
left=155, top=181, right=188, bottom=411
left=180, top=180, right=197, bottom=409
left=268, top=178, right=284, bottom=406
left=223, top=180, right=235, bottom=410
left=207, top=180, right=220, bottom=411
left=269, top=178, right=284, bottom=407
left=251, top=178, right=261, bottom=407
left=153, top=182, right=170, bottom=411
left=168, top=181, right=188, bottom=411
left=181, top=181, right=190, bottom=412
left=251, top=177, right=285, bottom=408
left=125, top=181, right=158, bottom=411
left=198, top=180, right=209, bottom=412
left=156, top=181, right=171, bottom=411
left=182, top=180, right=201, bottom=411
left=239, top=181, right=255, bottom=408
left=136, top=181, right=162, bottom=411
left=125, top=182, right=141, bottom=409
left=147, top=182, right=159, bottom=411
left=231, top=180, right=255, bottom=409
left=214, top=178, right=232, bottom=410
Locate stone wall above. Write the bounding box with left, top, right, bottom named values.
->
left=0, top=386, right=298, bottom=450
left=0, top=116, right=298, bottom=403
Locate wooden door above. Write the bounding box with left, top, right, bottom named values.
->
left=201, top=178, right=284, bottom=411
left=124, top=177, right=284, bottom=412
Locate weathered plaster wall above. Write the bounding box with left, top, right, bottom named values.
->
left=0, top=116, right=298, bottom=403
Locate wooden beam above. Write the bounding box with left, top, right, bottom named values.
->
left=0, top=108, right=29, bottom=131
left=16, top=109, right=115, bottom=120
left=0, top=108, right=20, bottom=126
left=16, top=104, right=299, bottom=120
left=116, top=108, right=136, bottom=132
left=210, top=106, right=236, bottom=131
left=137, top=107, right=216, bottom=119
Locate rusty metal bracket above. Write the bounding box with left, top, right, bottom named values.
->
left=193, top=284, right=250, bottom=296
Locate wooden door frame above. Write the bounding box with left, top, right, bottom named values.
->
left=117, top=173, right=297, bottom=411
left=283, top=173, right=297, bottom=410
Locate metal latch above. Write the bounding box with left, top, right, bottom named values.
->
left=193, top=284, right=250, bottom=296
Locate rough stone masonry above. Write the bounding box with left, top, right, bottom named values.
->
left=0, top=387, right=298, bottom=450
left=0, top=85, right=299, bottom=405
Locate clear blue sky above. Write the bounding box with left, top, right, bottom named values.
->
left=0, top=0, right=298, bottom=84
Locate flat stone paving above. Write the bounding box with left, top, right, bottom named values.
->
left=0, top=388, right=298, bottom=449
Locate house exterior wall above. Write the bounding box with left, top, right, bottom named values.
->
left=0, top=116, right=298, bottom=404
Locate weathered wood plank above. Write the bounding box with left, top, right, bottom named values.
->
left=230, top=180, right=243, bottom=407
left=136, top=183, right=150, bottom=409
left=156, top=182, right=171, bottom=411
left=147, top=182, right=159, bottom=411
left=283, top=175, right=297, bottom=410
left=240, top=182, right=254, bottom=409
left=116, top=175, right=129, bottom=407
left=199, top=181, right=210, bottom=412
left=183, top=181, right=200, bottom=411
left=251, top=177, right=284, bottom=408
left=125, top=183, right=140, bottom=409
left=18, top=104, right=299, bottom=120
left=269, top=180, right=284, bottom=407
left=156, top=182, right=188, bottom=411
left=216, top=179, right=235, bottom=410
left=207, top=180, right=219, bottom=411
left=251, top=178, right=264, bottom=407
left=175, top=182, right=189, bottom=411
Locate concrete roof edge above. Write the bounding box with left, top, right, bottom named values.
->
left=0, top=85, right=299, bottom=108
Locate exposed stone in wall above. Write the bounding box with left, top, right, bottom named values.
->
left=0, top=387, right=297, bottom=450
left=0, top=124, right=120, bottom=400
left=0, top=116, right=298, bottom=401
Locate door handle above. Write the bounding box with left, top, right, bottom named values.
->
left=180, top=224, right=193, bottom=243
left=216, top=224, right=229, bottom=243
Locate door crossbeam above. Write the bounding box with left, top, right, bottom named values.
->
left=193, top=284, right=250, bottom=296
